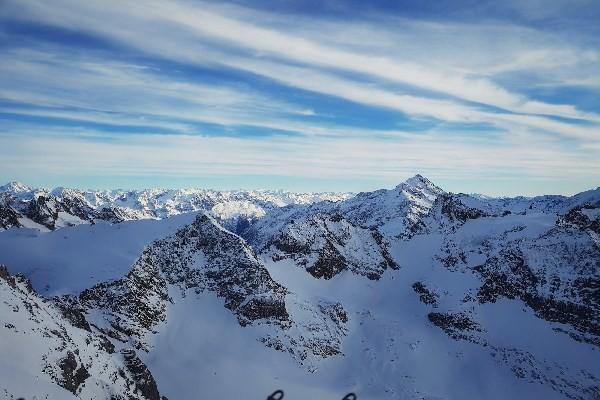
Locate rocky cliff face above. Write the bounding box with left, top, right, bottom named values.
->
left=263, top=213, right=398, bottom=280
left=80, top=214, right=347, bottom=363
left=0, top=210, right=349, bottom=398
left=428, top=198, right=600, bottom=344
left=0, top=266, right=167, bottom=400
left=413, top=198, right=600, bottom=400
left=0, top=194, right=21, bottom=230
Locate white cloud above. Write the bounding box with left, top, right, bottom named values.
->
left=3, top=23, right=598, bottom=143
left=0, top=49, right=337, bottom=135
left=4, top=0, right=600, bottom=130
left=1, top=130, right=597, bottom=187
left=117, top=0, right=600, bottom=120
left=1, top=0, right=599, bottom=194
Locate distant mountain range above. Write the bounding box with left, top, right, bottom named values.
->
left=0, top=181, right=352, bottom=232
left=0, top=176, right=598, bottom=400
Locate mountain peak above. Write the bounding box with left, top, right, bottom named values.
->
left=0, top=181, right=32, bottom=193
left=397, top=174, right=444, bottom=194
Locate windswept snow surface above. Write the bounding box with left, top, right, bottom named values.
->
left=0, top=212, right=199, bottom=295
left=141, top=291, right=345, bottom=400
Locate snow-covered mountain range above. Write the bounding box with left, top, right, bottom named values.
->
left=0, top=176, right=598, bottom=400
left=0, top=181, right=352, bottom=232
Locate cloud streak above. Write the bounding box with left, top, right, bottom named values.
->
left=8, top=0, right=600, bottom=122
left=1, top=130, right=597, bottom=194
left=0, top=0, right=598, bottom=193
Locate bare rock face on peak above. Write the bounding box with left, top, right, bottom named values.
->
left=242, top=175, right=445, bottom=279
left=266, top=213, right=398, bottom=280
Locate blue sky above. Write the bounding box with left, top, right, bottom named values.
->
left=0, top=0, right=598, bottom=195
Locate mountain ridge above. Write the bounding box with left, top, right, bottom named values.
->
left=0, top=175, right=599, bottom=399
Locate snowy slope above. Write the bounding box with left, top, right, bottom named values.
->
left=0, top=212, right=199, bottom=296
left=0, top=266, right=168, bottom=400
left=0, top=175, right=599, bottom=400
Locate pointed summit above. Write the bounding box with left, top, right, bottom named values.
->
left=396, top=174, right=444, bottom=195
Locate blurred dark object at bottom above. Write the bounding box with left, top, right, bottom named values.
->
left=267, top=390, right=357, bottom=399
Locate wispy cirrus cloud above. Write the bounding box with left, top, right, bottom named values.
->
left=0, top=0, right=598, bottom=193
left=0, top=48, right=324, bottom=135
left=7, top=0, right=599, bottom=120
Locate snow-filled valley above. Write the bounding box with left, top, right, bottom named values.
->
left=0, top=175, right=598, bottom=400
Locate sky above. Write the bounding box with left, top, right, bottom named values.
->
left=0, top=0, right=599, bottom=196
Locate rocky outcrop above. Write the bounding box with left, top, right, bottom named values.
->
left=24, top=194, right=62, bottom=230
left=0, top=196, right=21, bottom=230
left=558, top=204, right=600, bottom=234
left=439, top=195, right=487, bottom=223
left=406, top=192, right=492, bottom=238
left=473, top=229, right=600, bottom=346
left=58, top=351, right=90, bottom=395
left=121, top=349, right=161, bottom=400
left=0, top=265, right=167, bottom=399
left=80, top=255, right=170, bottom=345
left=412, top=282, right=439, bottom=307
left=428, top=312, right=481, bottom=342
left=265, top=214, right=398, bottom=280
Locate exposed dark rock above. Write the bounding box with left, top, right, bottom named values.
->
left=81, top=214, right=290, bottom=345
left=371, top=229, right=400, bottom=270
left=58, top=193, right=97, bottom=223
left=307, top=242, right=348, bottom=280
left=474, top=247, right=600, bottom=345
left=428, top=312, right=481, bottom=342
left=0, top=198, right=21, bottom=230
left=0, top=265, right=14, bottom=288
left=121, top=348, right=161, bottom=400
left=319, top=302, right=348, bottom=324
left=522, top=293, right=600, bottom=341
left=25, top=195, right=60, bottom=230
left=54, top=296, right=92, bottom=332
left=80, top=257, right=170, bottom=344
left=439, top=193, right=487, bottom=223
left=304, top=340, right=341, bottom=358
left=474, top=249, right=538, bottom=303
left=237, top=298, right=289, bottom=325
left=0, top=265, right=34, bottom=293
left=574, top=277, right=600, bottom=308
left=58, top=350, right=90, bottom=394
left=96, top=206, right=129, bottom=224
left=412, top=282, right=439, bottom=307
left=271, top=235, right=311, bottom=256
left=558, top=204, right=600, bottom=234
left=98, top=334, right=116, bottom=354
left=269, top=214, right=396, bottom=280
